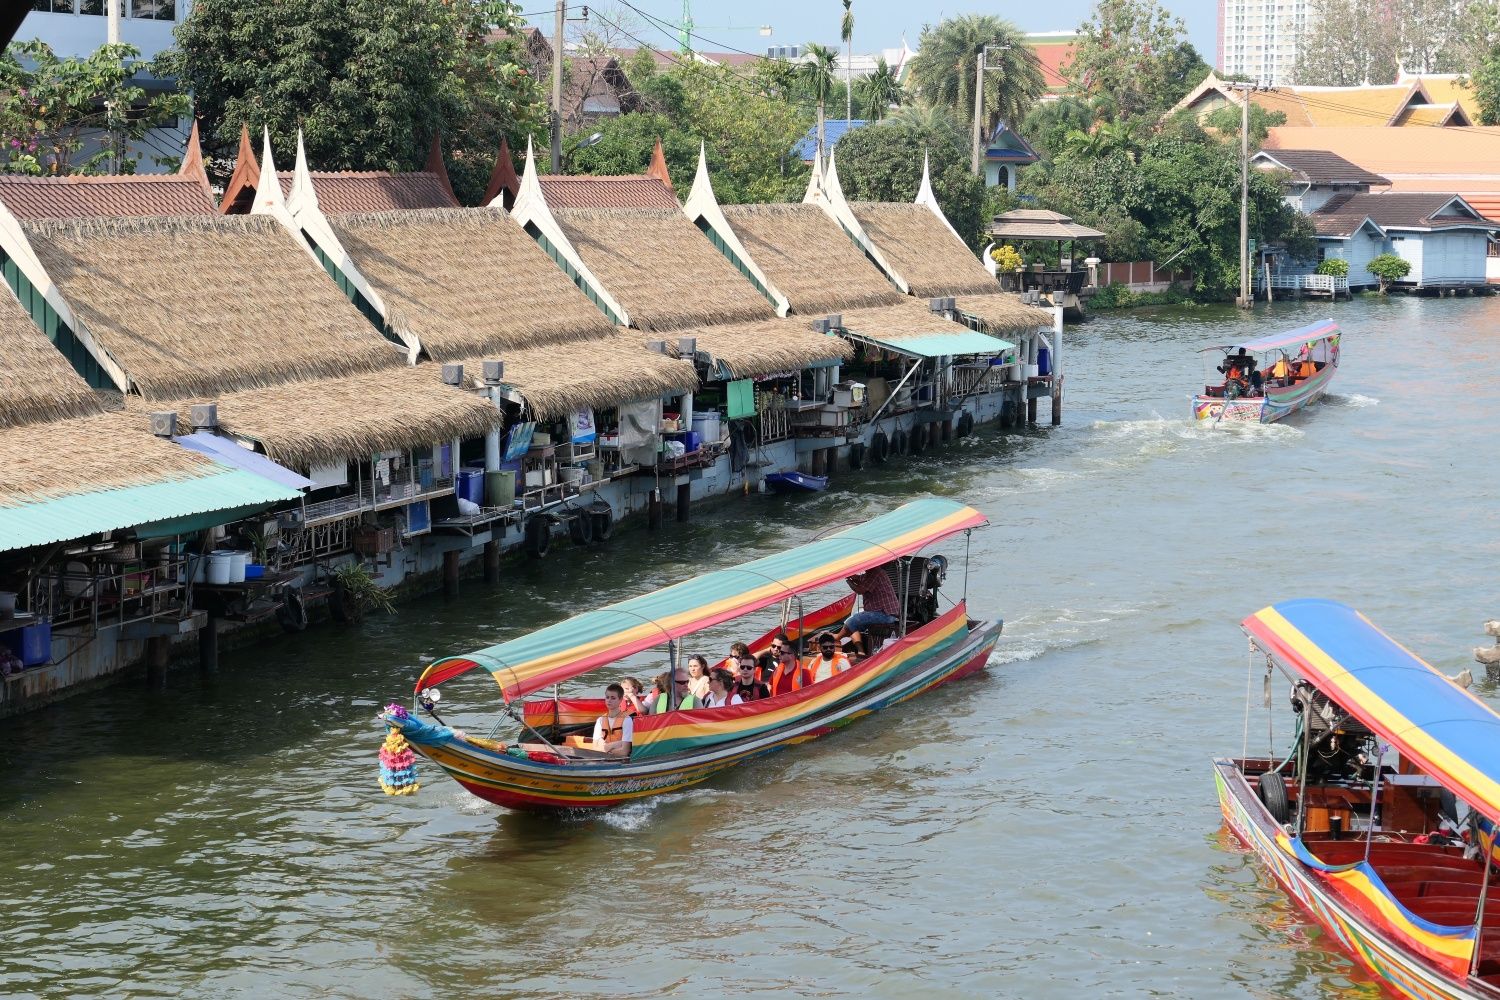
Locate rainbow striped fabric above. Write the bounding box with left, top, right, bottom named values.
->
left=420, top=498, right=986, bottom=701
left=1243, top=599, right=1500, bottom=827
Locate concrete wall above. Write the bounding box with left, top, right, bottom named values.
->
left=19, top=3, right=187, bottom=60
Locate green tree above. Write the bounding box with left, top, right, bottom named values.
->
left=566, top=112, right=696, bottom=185
left=1458, top=0, right=1500, bottom=123
left=833, top=113, right=989, bottom=249
left=0, top=41, right=188, bottom=175
left=907, top=15, right=1044, bottom=134
left=1367, top=252, right=1412, bottom=293
left=165, top=0, right=545, bottom=201
left=801, top=42, right=840, bottom=160
left=1292, top=0, right=1398, bottom=84
left=859, top=57, right=904, bottom=120
left=841, top=0, right=855, bottom=123
left=1203, top=103, right=1288, bottom=147
left=1066, top=0, right=1209, bottom=118
left=1019, top=96, right=1095, bottom=161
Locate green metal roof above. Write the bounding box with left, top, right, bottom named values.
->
left=857, top=330, right=1016, bottom=358
left=0, top=466, right=302, bottom=553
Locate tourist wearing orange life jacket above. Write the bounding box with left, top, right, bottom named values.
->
left=592, top=683, right=634, bottom=757
left=769, top=645, right=811, bottom=696
left=803, top=632, right=851, bottom=685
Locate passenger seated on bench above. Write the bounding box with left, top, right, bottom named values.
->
left=620, top=676, right=648, bottom=716
left=732, top=654, right=770, bottom=702
left=769, top=644, right=811, bottom=695
left=685, top=655, right=711, bottom=702
left=653, top=670, right=699, bottom=712
left=1298, top=359, right=1317, bottom=379
left=1268, top=355, right=1292, bottom=386
left=758, top=633, right=792, bottom=684
left=593, top=684, right=634, bottom=757
left=701, top=668, right=744, bottom=708
left=837, top=566, right=901, bottom=655
left=803, top=632, right=851, bottom=685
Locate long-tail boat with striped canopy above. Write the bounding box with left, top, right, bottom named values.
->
left=1215, top=599, right=1500, bottom=999
left=1193, top=319, right=1340, bottom=424
left=379, top=499, right=999, bottom=812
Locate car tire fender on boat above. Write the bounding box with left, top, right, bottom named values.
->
left=1257, top=771, right=1290, bottom=824
left=957, top=411, right=974, bottom=438
left=525, top=516, right=551, bottom=558
left=848, top=442, right=865, bottom=470
left=589, top=501, right=614, bottom=541
left=568, top=509, right=593, bottom=545
left=870, top=432, right=889, bottom=464
left=892, top=428, right=910, bottom=455
left=910, top=423, right=928, bottom=455
left=277, top=587, right=308, bottom=633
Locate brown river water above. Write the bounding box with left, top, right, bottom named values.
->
left=3, top=295, right=1497, bottom=998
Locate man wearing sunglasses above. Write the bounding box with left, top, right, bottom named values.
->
left=803, top=631, right=852, bottom=685
left=731, top=654, right=771, bottom=702
left=768, top=643, right=811, bottom=696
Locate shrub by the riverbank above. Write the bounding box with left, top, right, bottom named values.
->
left=1086, top=283, right=1195, bottom=310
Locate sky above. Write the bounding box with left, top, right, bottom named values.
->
left=525, top=0, right=1221, bottom=71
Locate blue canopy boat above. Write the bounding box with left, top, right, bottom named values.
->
left=1193, top=319, right=1340, bottom=424
left=765, top=471, right=828, bottom=493
left=1215, top=599, right=1500, bottom=998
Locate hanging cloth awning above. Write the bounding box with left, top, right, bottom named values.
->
left=1243, top=599, right=1500, bottom=825
left=847, top=330, right=1015, bottom=359
left=176, top=432, right=314, bottom=491
left=418, top=498, right=987, bottom=700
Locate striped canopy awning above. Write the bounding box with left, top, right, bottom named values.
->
left=419, top=498, right=987, bottom=701
left=1207, top=319, right=1339, bottom=355
left=1243, top=599, right=1500, bottom=822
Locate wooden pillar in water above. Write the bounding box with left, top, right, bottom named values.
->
left=676, top=482, right=691, bottom=522
left=443, top=549, right=460, bottom=599
left=1027, top=394, right=1038, bottom=424
left=810, top=448, right=827, bottom=477
left=482, top=539, right=500, bottom=583
left=1051, top=304, right=1064, bottom=427
left=648, top=488, right=663, bottom=530
left=198, top=614, right=218, bottom=674
left=940, top=417, right=952, bottom=443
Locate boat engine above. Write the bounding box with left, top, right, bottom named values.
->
left=1291, top=682, right=1373, bottom=783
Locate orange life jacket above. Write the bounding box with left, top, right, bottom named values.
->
left=1298, top=361, right=1316, bottom=378
left=1271, top=358, right=1290, bottom=379
left=596, top=713, right=626, bottom=744
left=770, top=661, right=811, bottom=695
left=803, top=652, right=851, bottom=685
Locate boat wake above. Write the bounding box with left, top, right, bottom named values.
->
left=1323, top=392, right=1378, bottom=408
left=991, top=606, right=1141, bottom=665
left=595, top=787, right=739, bottom=831
left=972, top=466, right=1081, bottom=499
left=1087, top=415, right=1301, bottom=460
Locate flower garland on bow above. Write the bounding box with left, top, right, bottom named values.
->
left=378, top=704, right=419, bottom=796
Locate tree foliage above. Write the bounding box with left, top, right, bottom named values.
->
left=1294, top=0, right=1470, bottom=85
left=859, top=57, right=904, bottom=120
left=568, top=61, right=810, bottom=204
left=1458, top=0, right=1500, bottom=124
left=907, top=15, right=1045, bottom=133
left=833, top=113, right=988, bottom=250
left=0, top=41, right=188, bottom=175
left=165, top=0, right=545, bottom=202
left=1066, top=0, right=1210, bottom=118
left=1021, top=114, right=1314, bottom=298
left=1367, top=252, right=1412, bottom=292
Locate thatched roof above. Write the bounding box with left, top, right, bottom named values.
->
left=688, top=317, right=853, bottom=379
left=325, top=208, right=616, bottom=361
left=955, top=294, right=1053, bottom=335
left=0, top=285, right=106, bottom=428
left=848, top=203, right=999, bottom=297
left=720, top=203, right=902, bottom=313
left=24, top=214, right=400, bottom=399
left=550, top=207, right=775, bottom=332
left=837, top=299, right=988, bottom=341
left=469, top=337, right=699, bottom=419
left=166, top=367, right=504, bottom=470
left=0, top=410, right=216, bottom=506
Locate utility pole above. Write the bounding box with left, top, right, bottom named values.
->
left=1227, top=80, right=1265, bottom=309
left=972, top=45, right=1007, bottom=178
left=551, top=0, right=565, bottom=174
left=106, top=0, right=119, bottom=44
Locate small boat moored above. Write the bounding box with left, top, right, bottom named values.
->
left=1193, top=319, right=1340, bottom=424
left=764, top=470, right=829, bottom=493
left=1215, top=599, right=1500, bottom=999
left=380, top=498, right=999, bottom=812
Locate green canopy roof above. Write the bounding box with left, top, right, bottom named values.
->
left=853, top=330, right=1015, bottom=358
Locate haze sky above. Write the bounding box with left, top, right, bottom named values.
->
left=530, top=0, right=1221, bottom=72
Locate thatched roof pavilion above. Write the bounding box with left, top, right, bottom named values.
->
left=846, top=202, right=1001, bottom=297
left=464, top=338, right=700, bottom=420
left=23, top=214, right=401, bottom=399
left=0, top=285, right=105, bottom=428
left=323, top=207, right=616, bottom=360
left=684, top=317, right=853, bottom=379
left=718, top=203, right=903, bottom=313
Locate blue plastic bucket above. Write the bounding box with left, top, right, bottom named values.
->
left=1038, top=347, right=1052, bottom=376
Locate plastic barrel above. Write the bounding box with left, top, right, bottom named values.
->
left=457, top=469, right=484, bottom=503
left=1038, top=347, right=1051, bottom=376
left=228, top=550, right=249, bottom=583
left=485, top=469, right=515, bottom=508
left=207, top=552, right=233, bottom=585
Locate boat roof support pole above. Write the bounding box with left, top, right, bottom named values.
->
left=962, top=529, right=971, bottom=603
left=1362, top=742, right=1387, bottom=863
left=1293, top=692, right=1312, bottom=838
left=1471, top=854, right=1493, bottom=977
left=898, top=557, right=911, bottom=638
left=668, top=638, right=679, bottom=711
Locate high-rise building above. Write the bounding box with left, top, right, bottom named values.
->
left=1217, top=0, right=1311, bottom=86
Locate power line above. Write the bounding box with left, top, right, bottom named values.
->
left=614, top=0, right=767, bottom=59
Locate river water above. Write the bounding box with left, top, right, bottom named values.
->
left=4, top=295, right=1498, bottom=999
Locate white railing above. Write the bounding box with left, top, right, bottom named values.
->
left=1257, top=273, right=1348, bottom=294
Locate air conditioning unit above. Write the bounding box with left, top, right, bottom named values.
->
left=944, top=296, right=957, bottom=311
left=482, top=359, right=504, bottom=384
left=811, top=319, right=830, bottom=333
left=149, top=411, right=177, bottom=437
left=189, top=402, right=218, bottom=429
left=929, top=297, right=946, bottom=312
left=677, top=336, right=697, bottom=357
left=441, top=363, right=464, bottom=386
left=825, top=314, right=842, bottom=330
left=646, top=340, right=666, bottom=354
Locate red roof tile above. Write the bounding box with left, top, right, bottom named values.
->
left=299, top=172, right=461, bottom=213
left=0, top=173, right=218, bottom=219
left=537, top=174, right=679, bottom=210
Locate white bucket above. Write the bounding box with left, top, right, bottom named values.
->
left=207, top=552, right=233, bottom=586
left=227, top=550, right=248, bottom=583
left=191, top=554, right=207, bottom=584
left=559, top=466, right=585, bottom=485
left=1026, top=363, right=1040, bottom=379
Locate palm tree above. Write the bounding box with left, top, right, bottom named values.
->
left=1060, top=127, right=1109, bottom=160
left=907, top=15, right=1045, bottom=139
left=862, top=56, right=903, bottom=120
left=841, top=0, right=854, bottom=123
left=801, top=42, right=840, bottom=159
